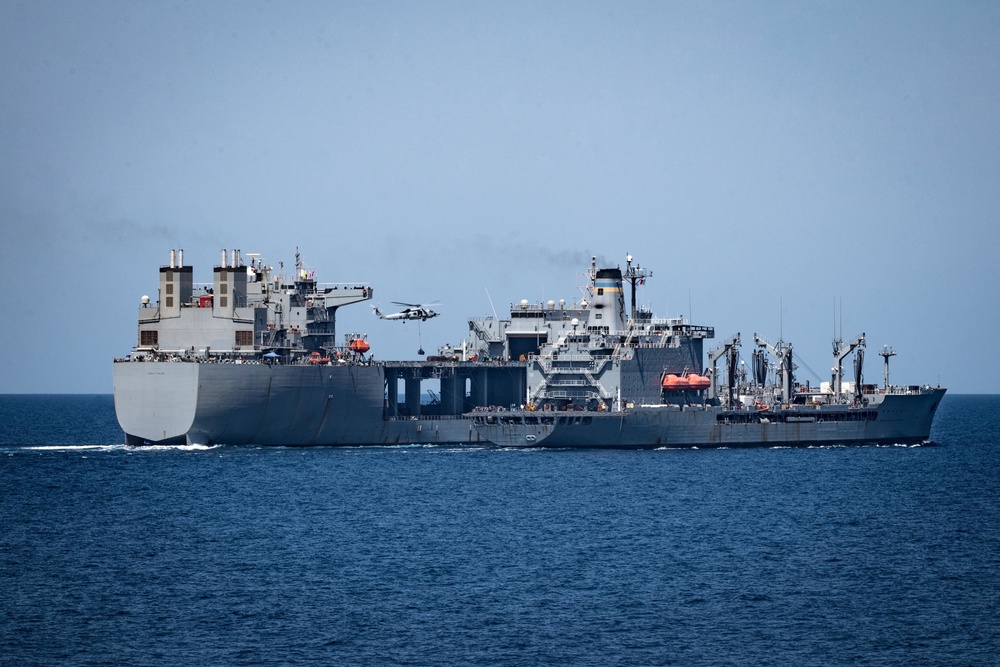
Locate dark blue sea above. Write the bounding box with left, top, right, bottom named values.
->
left=2, top=394, right=998, bottom=666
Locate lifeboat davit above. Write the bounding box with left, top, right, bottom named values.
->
left=686, top=374, right=711, bottom=391
left=349, top=339, right=371, bottom=354
left=662, top=374, right=690, bottom=390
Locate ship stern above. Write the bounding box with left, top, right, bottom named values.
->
left=113, top=361, right=200, bottom=445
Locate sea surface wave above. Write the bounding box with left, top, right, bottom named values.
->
left=2, top=394, right=998, bottom=665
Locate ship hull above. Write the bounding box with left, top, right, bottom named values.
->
left=113, top=361, right=484, bottom=446
left=471, top=389, right=947, bottom=449
left=114, top=361, right=945, bottom=449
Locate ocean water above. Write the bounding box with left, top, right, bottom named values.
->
left=1, top=395, right=998, bottom=666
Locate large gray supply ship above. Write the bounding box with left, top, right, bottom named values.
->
left=114, top=248, right=944, bottom=448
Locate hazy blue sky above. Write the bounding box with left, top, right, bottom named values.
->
left=2, top=1, right=998, bottom=393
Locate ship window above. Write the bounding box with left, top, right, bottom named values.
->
left=165, top=270, right=173, bottom=280
left=220, top=283, right=228, bottom=295
left=220, top=297, right=228, bottom=308
left=140, top=330, right=158, bottom=346
left=595, top=313, right=602, bottom=319
left=235, top=331, right=253, bottom=346
left=165, top=283, right=174, bottom=295
left=165, top=297, right=173, bottom=308
left=597, top=288, right=604, bottom=295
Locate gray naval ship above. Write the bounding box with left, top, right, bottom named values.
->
left=114, top=248, right=945, bottom=448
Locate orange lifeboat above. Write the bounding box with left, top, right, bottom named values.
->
left=686, top=374, right=711, bottom=391
left=349, top=339, right=370, bottom=354
left=662, top=374, right=690, bottom=390
left=308, top=351, right=331, bottom=364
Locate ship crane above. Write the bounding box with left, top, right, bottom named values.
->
left=832, top=333, right=865, bottom=400
left=708, top=333, right=740, bottom=407
left=753, top=334, right=794, bottom=405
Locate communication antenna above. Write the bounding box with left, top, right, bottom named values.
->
left=623, top=253, right=652, bottom=322
left=880, top=345, right=897, bottom=390
left=832, top=298, right=841, bottom=358
left=485, top=287, right=499, bottom=320
left=839, top=297, right=843, bottom=342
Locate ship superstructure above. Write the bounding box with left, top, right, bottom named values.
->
left=133, top=248, right=372, bottom=362
left=508, top=256, right=713, bottom=412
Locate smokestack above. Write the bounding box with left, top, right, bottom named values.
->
left=221, top=249, right=227, bottom=267
left=178, top=249, right=183, bottom=268
left=170, top=249, right=176, bottom=269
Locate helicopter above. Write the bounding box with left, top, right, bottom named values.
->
left=373, top=302, right=441, bottom=322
